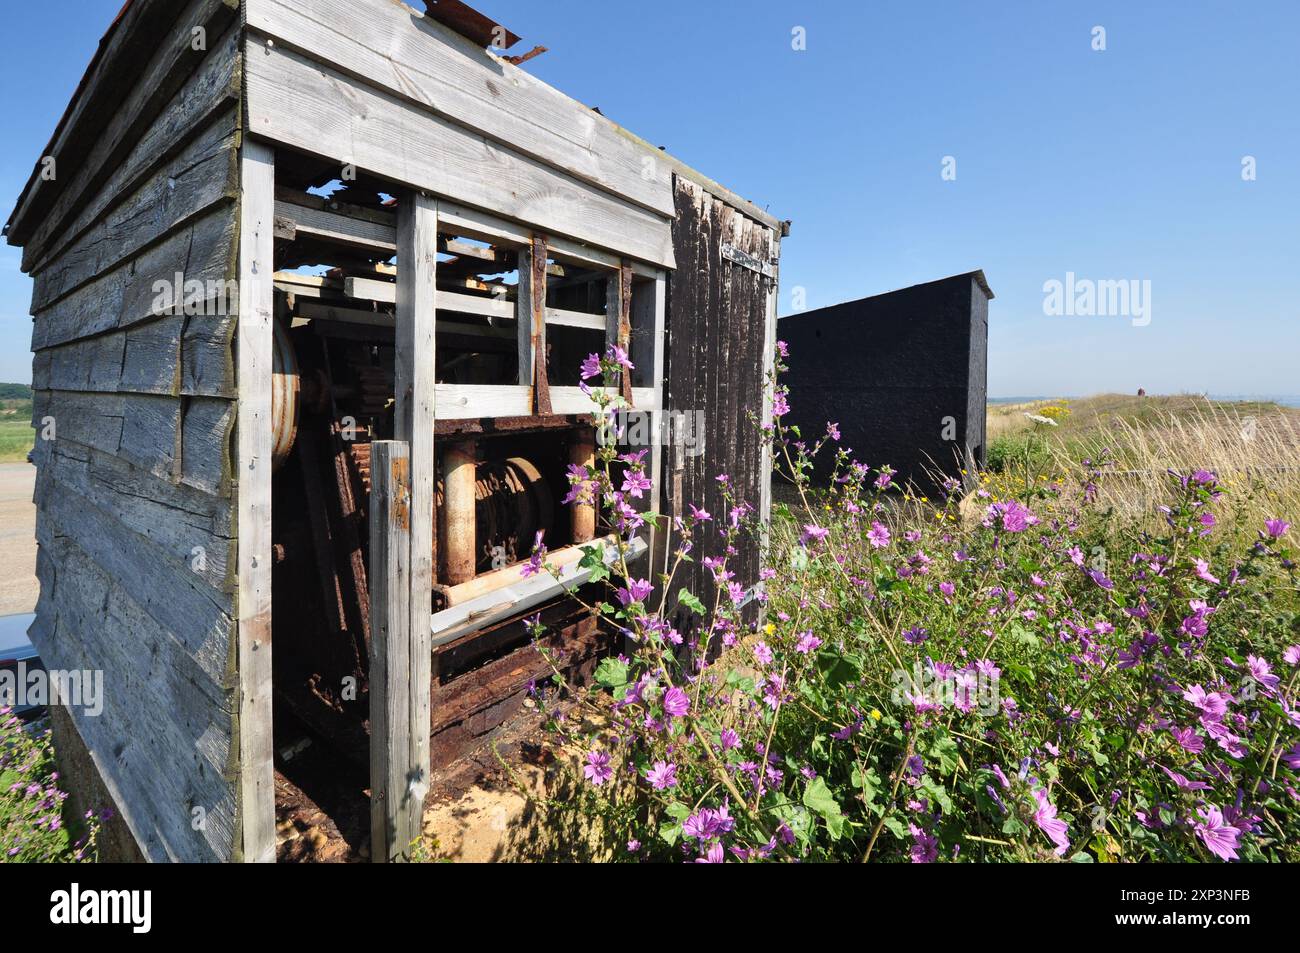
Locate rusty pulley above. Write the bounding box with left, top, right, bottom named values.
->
left=353, top=443, right=555, bottom=575
left=271, top=320, right=300, bottom=472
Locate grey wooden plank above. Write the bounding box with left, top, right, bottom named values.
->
left=394, top=194, right=435, bottom=822
left=243, top=44, right=674, bottom=269
left=31, top=530, right=236, bottom=862
left=17, top=0, right=241, bottom=270
left=182, top=314, right=237, bottom=398
left=32, top=202, right=239, bottom=350
left=30, top=117, right=240, bottom=313
left=180, top=396, right=236, bottom=496
left=31, top=333, right=126, bottom=393
left=274, top=196, right=397, bottom=254
left=24, top=36, right=242, bottom=277
left=368, top=440, right=414, bottom=862
left=37, top=440, right=234, bottom=596
left=34, top=473, right=234, bottom=692
left=235, top=139, right=277, bottom=865
left=33, top=313, right=234, bottom=400
left=244, top=0, right=673, bottom=218
left=31, top=389, right=232, bottom=498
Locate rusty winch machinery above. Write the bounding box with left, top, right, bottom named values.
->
left=268, top=303, right=597, bottom=617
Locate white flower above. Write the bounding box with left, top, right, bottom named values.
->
left=1023, top=413, right=1058, bottom=426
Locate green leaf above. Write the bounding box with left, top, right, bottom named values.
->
left=658, top=820, right=681, bottom=846
left=882, top=815, right=909, bottom=841
left=578, top=544, right=612, bottom=583
left=594, top=658, right=629, bottom=690
left=919, top=777, right=954, bottom=814
left=802, top=777, right=845, bottom=839
left=724, top=668, right=756, bottom=694
left=817, top=652, right=861, bottom=688
left=929, top=734, right=960, bottom=774
left=677, top=588, right=707, bottom=615
left=665, top=801, right=691, bottom=821
left=1011, top=624, right=1039, bottom=648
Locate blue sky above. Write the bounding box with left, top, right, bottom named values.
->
left=2, top=0, right=1297, bottom=396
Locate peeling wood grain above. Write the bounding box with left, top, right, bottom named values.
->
left=17, top=0, right=241, bottom=268
left=31, top=203, right=239, bottom=351
left=243, top=44, right=674, bottom=269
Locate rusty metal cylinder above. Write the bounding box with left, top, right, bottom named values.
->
left=569, top=428, right=597, bottom=544
left=440, top=439, right=478, bottom=586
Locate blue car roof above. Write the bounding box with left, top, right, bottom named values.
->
left=0, top=614, right=38, bottom=662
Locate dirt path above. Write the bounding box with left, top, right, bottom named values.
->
left=0, top=462, right=38, bottom=615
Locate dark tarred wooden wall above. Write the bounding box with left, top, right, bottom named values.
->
left=779, top=272, right=992, bottom=497
left=661, top=176, right=779, bottom=635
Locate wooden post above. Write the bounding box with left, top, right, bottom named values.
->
left=368, top=441, right=414, bottom=861
left=394, top=191, right=436, bottom=844
left=518, top=235, right=551, bottom=414
left=236, top=139, right=276, bottom=864
left=569, top=428, right=597, bottom=543
left=606, top=262, right=635, bottom=403
left=758, top=228, right=780, bottom=529
left=440, top=439, right=477, bottom=585
left=643, top=270, right=668, bottom=573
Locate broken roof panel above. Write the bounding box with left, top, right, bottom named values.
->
left=421, top=0, right=520, bottom=50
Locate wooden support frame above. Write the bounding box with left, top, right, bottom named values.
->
left=429, top=535, right=649, bottom=649
left=569, top=427, right=597, bottom=543
left=606, top=262, right=635, bottom=403
left=393, top=191, right=436, bottom=821
left=236, top=139, right=277, bottom=864
left=644, top=270, right=668, bottom=543
left=368, top=440, right=414, bottom=861
left=518, top=235, right=551, bottom=414
left=759, top=232, right=781, bottom=528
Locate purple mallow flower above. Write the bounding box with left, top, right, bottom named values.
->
left=663, top=686, right=690, bottom=718
left=1032, top=787, right=1070, bottom=856
left=617, top=578, right=653, bottom=606
left=583, top=750, right=612, bottom=787
left=645, top=760, right=677, bottom=790
left=867, top=522, right=891, bottom=549
left=1194, top=805, right=1240, bottom=861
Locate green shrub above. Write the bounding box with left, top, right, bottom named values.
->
left=1, top=709, right=99, bottom=862
left=521, top=345, right=1300, bottom=863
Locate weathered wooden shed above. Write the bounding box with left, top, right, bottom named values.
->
left=779, top=272, right=991, bottom=496
left=5, top=0, right=785, bottom=862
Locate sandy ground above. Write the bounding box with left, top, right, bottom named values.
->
left=0, top=462, right=38, bottom=616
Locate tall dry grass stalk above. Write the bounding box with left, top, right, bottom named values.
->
left=1049, top=406, right=1300, bottom=536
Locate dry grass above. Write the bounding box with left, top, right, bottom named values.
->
left=988, top=393, right=1291, bottom=441
left=1053, top=408, right=1300, bottom=532
left=987, top=395, right=1300, bottom=539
